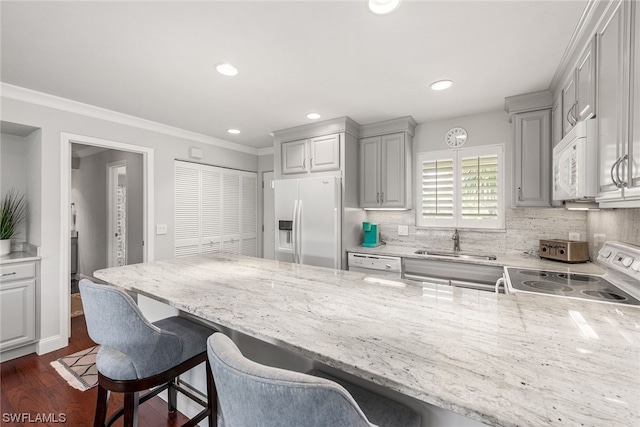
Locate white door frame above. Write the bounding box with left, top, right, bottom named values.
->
left=107, top=160, right=127, bottom=268
left=60, top=133, right=154, bottom=342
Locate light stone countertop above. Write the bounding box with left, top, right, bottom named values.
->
left=0, top=251, right=41, bottom=265
left=348, top=244, right=606, bottom=275
left=94, top=254, right=639, bottom=427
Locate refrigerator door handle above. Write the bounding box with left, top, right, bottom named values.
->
left=292, top=199, right=298, bottom=263
left=297, top=200, right=303, bottom=264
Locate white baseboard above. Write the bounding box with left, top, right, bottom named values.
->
left=37, top=334, right=68, bottom=355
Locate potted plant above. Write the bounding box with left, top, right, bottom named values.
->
left=0, top=189, right=27, bottom=256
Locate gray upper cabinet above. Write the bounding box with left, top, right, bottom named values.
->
left=561, top=73, right=577, bottom=136
left=281, top=139, right=308, bottom=175
left=513, top=109, right=551, bottom=207
left=596, top=0, right=631, bottom=202
left=358, top=116, right=416, bottom=210
left=551, top=93, right=563, bottom=146
left=596, top=0, right=640, bottom=206
left=576, top=37, right=597, bottom=122
left=560, top=37, right=597, bottom=137
left=359, top=132, right=412, bottom=209
left=281, top=134, right=340, bottom=175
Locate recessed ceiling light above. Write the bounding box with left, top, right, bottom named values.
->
left=227, top=129, right=240, bottom=134
left=368, top=0, right=401, bottom=15
left=430, top=80, right=454, bottom=91
left=216, top=63, right=238, bottom=77
left=306, top=113, right=321, bottom=120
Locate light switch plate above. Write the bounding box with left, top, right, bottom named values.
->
left=156, top=224, right=168, bottom=235
left=398, top=225, right=409, bottom=236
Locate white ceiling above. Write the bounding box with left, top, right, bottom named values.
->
left=1, top=1, right=587, bottom=150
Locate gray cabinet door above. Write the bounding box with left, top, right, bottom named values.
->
left=561, top=73, right=577, bottom=135
left=576, top=36, right=597, bottom=122
left=380, top=133, right=405, bottom=207
left=359, top=136, right=381, bottom=207
left=596, top=1, right=627, bottom=198
left=281, top=139, right=308, bottom=175
left=627, top=0, right=640, bottom=198
left=309, top=134, right=340, bottom=172
left=552, top=94, right=563, bottom=147
left=1, top=261, right=37, bottom=352
left=514, top=109, right=551, bottom=207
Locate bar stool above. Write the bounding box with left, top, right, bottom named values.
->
left=206, top=332, right=421, bottom=427
left=79, top=279, right=217, bottom=427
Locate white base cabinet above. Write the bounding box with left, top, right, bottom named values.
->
left=1, top=260, right=38, bottom=352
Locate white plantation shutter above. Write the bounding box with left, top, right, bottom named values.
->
left=201, top=166, right=222, bottom=254
left=174, top=162, right=200, bottom=256
left=174, top=161, right=257, bottom=257
left=460, top=155, right=499, bottom=220
left=421, top=158, right=454, bottom=220
left=417, top=145, right=503, bottom=229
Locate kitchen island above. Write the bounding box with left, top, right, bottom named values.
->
left=94, top=253, right=639, bottom=427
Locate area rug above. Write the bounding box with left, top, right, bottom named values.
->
left=50, top=345, right=99, bottom=391
left=70, top=293, right=84, bottom=318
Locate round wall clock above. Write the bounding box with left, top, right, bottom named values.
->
left=445, top=127, right=468, bottom=148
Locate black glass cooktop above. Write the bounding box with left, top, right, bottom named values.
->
left=505, top=268, right=640, bottom=306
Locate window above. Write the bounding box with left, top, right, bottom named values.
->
left=417, top=145, right=504, bottom=229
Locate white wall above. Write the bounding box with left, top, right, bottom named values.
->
left=1, top=133, right=32, bottom=243
left=1, top=94, right=259, bottom=354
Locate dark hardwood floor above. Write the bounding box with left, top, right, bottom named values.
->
left=1, top=315, right=190, bottom=426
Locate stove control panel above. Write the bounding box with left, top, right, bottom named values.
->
left=598, top=241, right=640, bottom=281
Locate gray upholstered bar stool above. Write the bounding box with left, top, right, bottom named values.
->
left=206, top=332, right=421, bottom=427
left=79, top=279, right=217, bottom=427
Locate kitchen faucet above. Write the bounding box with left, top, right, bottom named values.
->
left=452, top=228, right=460, bottom=253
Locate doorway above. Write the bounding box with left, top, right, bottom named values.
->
left=62, top=133, right=154, bottom=341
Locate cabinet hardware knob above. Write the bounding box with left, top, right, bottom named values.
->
left=376, top=192, right=380, bottom=204
left=381, top=192, right=384, bottom=203
left=616, top=154, right=628, bottom=188
left=518, top=187, right=523, bottom=201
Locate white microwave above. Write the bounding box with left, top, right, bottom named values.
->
left=552, top=119, right=598, bottom=201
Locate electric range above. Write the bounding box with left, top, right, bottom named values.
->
left=504, top=241, right=640, bottom=306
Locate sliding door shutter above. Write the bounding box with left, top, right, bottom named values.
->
left=174, top=161, right=200, bottom=257
left=240, top=173, right=257, bottom=256
left=201, top=165, right=222, bottom=253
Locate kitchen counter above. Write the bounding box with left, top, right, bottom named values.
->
left=0, top=251, right=41, bottom=265
left=348, top=244, right=605, bottom=275
left=94, top=254, right=639, bottom=427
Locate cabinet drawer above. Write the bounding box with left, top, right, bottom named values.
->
left=0, top=262, right=36, bottom=282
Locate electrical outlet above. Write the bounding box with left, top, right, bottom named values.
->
left=569, top=232, right=580, bottom=241
left=156, top=224, right=168, bottom=235
left=594, top=233, right=606, bottom=246
left=398, top=225, right=409, bottom=236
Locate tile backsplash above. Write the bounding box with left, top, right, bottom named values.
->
left=586, top=208, right=640, bottom=260
left=365, top=208, right=588, bottom=256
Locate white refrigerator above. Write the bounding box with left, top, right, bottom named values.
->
left=274, top=176, right=342, bottom=269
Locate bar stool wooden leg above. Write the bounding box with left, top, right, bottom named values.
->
left=94, top=384, right=109, bottom=427
left=206, top=360, right=217, bottom=427
left=168, top=378, right=178, bottom=413
left=123, top=391, right=139, bottom=427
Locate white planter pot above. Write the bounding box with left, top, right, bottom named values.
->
left=0, top=239, right=10, bottom=256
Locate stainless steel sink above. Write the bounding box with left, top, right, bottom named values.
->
left=414, top=250, right=497, bottom=261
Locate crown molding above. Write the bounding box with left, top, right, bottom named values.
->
left=257, top=146, right=274, bottom=156
left=1, top=82, right=259, bottom=156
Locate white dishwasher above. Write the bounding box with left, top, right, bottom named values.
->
left=348, top=253, right=402, bottom=278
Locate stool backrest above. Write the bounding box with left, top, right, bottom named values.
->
left=79, top=279, right=182, bottom=379
left=207, top=332, right=375, bottom=427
